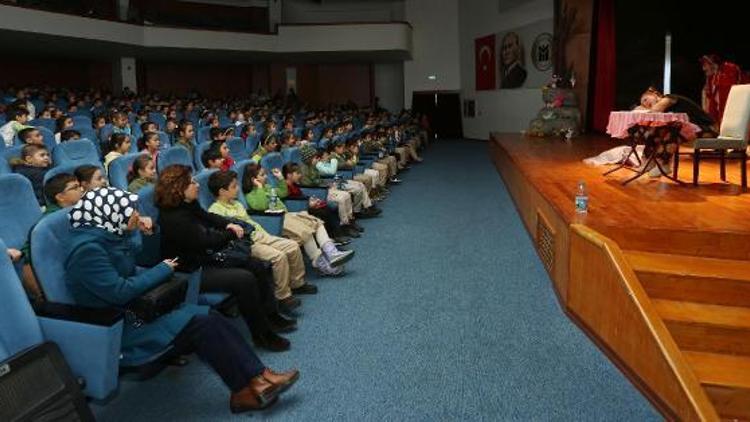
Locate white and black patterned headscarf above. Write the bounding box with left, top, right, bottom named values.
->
left=68, top=187, right=139, bottom=236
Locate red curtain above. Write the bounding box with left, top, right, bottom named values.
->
left=591, top=0, right=616, bottom=132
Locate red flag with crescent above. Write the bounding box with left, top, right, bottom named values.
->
left=475, top=34, right=496, bottom=90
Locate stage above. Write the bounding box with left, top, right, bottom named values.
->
left=490, top=133, right=750, bottom=261
left=490, top=133, right=750, bottom=420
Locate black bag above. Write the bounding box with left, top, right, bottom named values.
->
left=125, top=277, right=187, bottom=327
left=208, top=237, right=253, bottom=269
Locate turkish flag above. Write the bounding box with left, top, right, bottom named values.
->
left=475, top=34, right=496, bottom=90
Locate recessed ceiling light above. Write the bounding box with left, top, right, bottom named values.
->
left=427, top=75, right=437, bottom=80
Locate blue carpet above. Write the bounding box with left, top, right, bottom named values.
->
left=92, top=139, right=659, bottom=421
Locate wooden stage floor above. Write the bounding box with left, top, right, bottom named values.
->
left=490, top=133, right=750, bottom=261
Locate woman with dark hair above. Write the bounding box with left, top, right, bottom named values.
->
left=637, top=87, right=716, bottom=135
left=155, top=165, right=294, bottom=351
left=65, top=186, right=299, bottom=413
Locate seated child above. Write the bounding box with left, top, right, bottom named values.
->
left=60, top=129, right=81, bottom=142
left=315, top=146, right=381, bottom=218
left=1, top=107, right=32, bottom=147
left=55, top=116, right=74, bottom=142
left=209, top=140, right=235, bottom=171
left=111, top=111, right=131, bottom=136
left=17, top=127, right=45, bottom=146
left=201, top=147, right=225, bottom=170
left=242, top=164, right=354, bottom=272
left=282, top=163, right=352, bottom=243
left=205, top=170, right=320, bottom=307
left=104, top=133, right=132, bottom=172
left=127, top=155, right=156, bottom=193
left=74, top=165, right=107, bottom=192
left=12, top=144, right=51, bottom=206
left=252, top=135, right=278, bottom=162
left=137, top=131, right=161, bottom=164
left=140, top=121, right=158, bottom=135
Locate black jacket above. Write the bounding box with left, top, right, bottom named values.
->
left=13, top=164, right=49, bottom=206
left=158, top=201, right=235, bottom=272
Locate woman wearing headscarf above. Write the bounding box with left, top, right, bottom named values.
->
left=64, top=187, right=299, bottom=413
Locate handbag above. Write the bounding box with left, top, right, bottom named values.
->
left=208, top=237, right=253, bottom=269
left=125, top=276, right=188, bottom=327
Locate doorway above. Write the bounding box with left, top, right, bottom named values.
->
left=411, top=91, right=463, bottom=139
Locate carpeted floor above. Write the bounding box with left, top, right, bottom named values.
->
left=92, top=139, right=658, bottom=421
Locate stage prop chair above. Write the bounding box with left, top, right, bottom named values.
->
left=689, top=84, right=750, bottom=190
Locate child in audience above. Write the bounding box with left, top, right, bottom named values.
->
left=43, top=173, right=84, bottom=214
left=345, top=138, right=389, bottom=196
left=175, top=120, right=196, bottom=157
left=298, top=145, right=360, bottom=230
left=251, top=136, right=278, bottom=162
left=315, top=146, right=380, bottom=218
left=17, top=127, right=44, bottom=146
left=1, top=107, right=32, bottom=147
left=140, top=121, right=158, bottom=135
left=209, top=140, right=235, bottom=171
left=242, top=163, right=354, bottom=273
left=201, top=147, right=225, bottom=170
left=206, top=170, right=324, bottom=303
left=12, top=144, right=51, bottom=206
left=111, top=111, right=131, bottom=136
left=282, top=163, right=352, bottom=242
left=60, top=129, right=81, bottom=142
left=74, top=165, right=107, bottom=192
left=55, top=116, right=74, bottom=143
left=93, top=115, right=107, bottom=136
left=104, top=133, right=132, bottom=171
left=280, top=133, right=297, bottom=150
left=127, top=155, right=156, bottom=193
left=137, top=132, right=161, bottom=164
left=165, top=117, right=178, bottom=143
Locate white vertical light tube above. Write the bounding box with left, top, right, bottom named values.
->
left=663, top=32, right=672, bottom=94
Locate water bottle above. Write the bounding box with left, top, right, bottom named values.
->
left=269, top=188, right=278, bottom=211
left=575, top=181, right=588, bottom=214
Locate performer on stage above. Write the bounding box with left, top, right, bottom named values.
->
left=700, top=54, right=743, bottom=126
left=637, top=87, right=716, bottom=136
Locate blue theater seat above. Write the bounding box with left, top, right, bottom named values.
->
left=29, top=118, right=55, bottom=132
left=227, top=136, right=250, bottom=161
left=158, top=146, right=193, bottom=173
left=109, top=153, right=146, bottom=190
left=148, top=112, right=166, bottom=131
left=52, top=139, right=99, bottom=167
left=0, top=174, right=42, bottom=252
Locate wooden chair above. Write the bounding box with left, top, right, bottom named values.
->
left=692, top=84, right=750, bottom=190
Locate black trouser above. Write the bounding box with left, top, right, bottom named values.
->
left=172, top=313, right=264, bottom=392
left=308, top=205, right=342, bottom=236
left=201, top=265, right=274, bottom=337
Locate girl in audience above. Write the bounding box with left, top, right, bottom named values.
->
left=316, top=146, right=381, bottom=218
left=242, top=163, right=354, bottom=272
left=74, top=164, right=107, bottom=191
left=55, top=116, right=74, bottom=143
left=175, top=120, right=196, bottom=157
left=104, top=133, right=132, bottom=171
left=137, top=131, right=161, bottom=164
left=127, top=154, right=156, bottom=193
left=251, top=135, right=278, bottom=162
left=209, top=140, right=235, bottom=171
left=155, top=165, right=295, bottom=349
left=111, top=111, right=131, bottom=136
left=64, top=186, right=298, bottom=413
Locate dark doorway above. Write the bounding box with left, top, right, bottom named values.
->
left=411, top=92, right=463, bottom=139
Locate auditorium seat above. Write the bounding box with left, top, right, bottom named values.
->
left=147, top=112, right=166, bottom=131
left=158, top=146, right=193, bottom=173
left=72, top=115, right=92, bottom=129
left=108, top=153, right=145, bottom=190
left=282, top=146, right=301, bottom=165
left=0, top=174, right=42, bottom=255
left=194, top=141, right=213, bottom=171
left=51, top=139, right=100, bottom=167
left=197, top=126, right=212, bottom=144
left=30, top=118, right=55, bottom=133
left=35, top=126, right=57, bottom=151
left=0, top=236, right=122, bottom=403
left=227, top=137, right=250, bottom=161
left=0, top=155, right=9, bottom=175
left=246, top=133, right=261, bottom=154
left=156, top=131, right=171, bottom=149
left=3, top=145, right=24, bottom=166
left=260, top=152, right=284, bottom=188
left=194, top=168, right=219, bottom=210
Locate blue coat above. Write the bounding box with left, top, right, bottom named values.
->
left=65, top=226, right=207, bottom=366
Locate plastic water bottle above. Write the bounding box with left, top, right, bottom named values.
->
left=575, top=181, right=588, bottom=214
left=269, top=188, right=278, bottom=211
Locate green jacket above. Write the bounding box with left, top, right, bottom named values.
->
left=244, top=182, right=288, bottom=212
left=300, top=162, right=323, bottom=186
left=251, top=147, right=267, bottom=163
left=127, top=177, right=153, bottom=193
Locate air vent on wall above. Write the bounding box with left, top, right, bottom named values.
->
left=536, top=210, right=555, bottom=274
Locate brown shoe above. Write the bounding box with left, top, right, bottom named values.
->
left=262, top=368, right=300, bottom=393
left=229, top=375, right=280, bottom=413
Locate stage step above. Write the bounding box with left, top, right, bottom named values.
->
left=624, top=250, right=750, bottom=308
left=653, top=299, right=750, bottom=356
left=683, top=351, right=750, bottom=420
